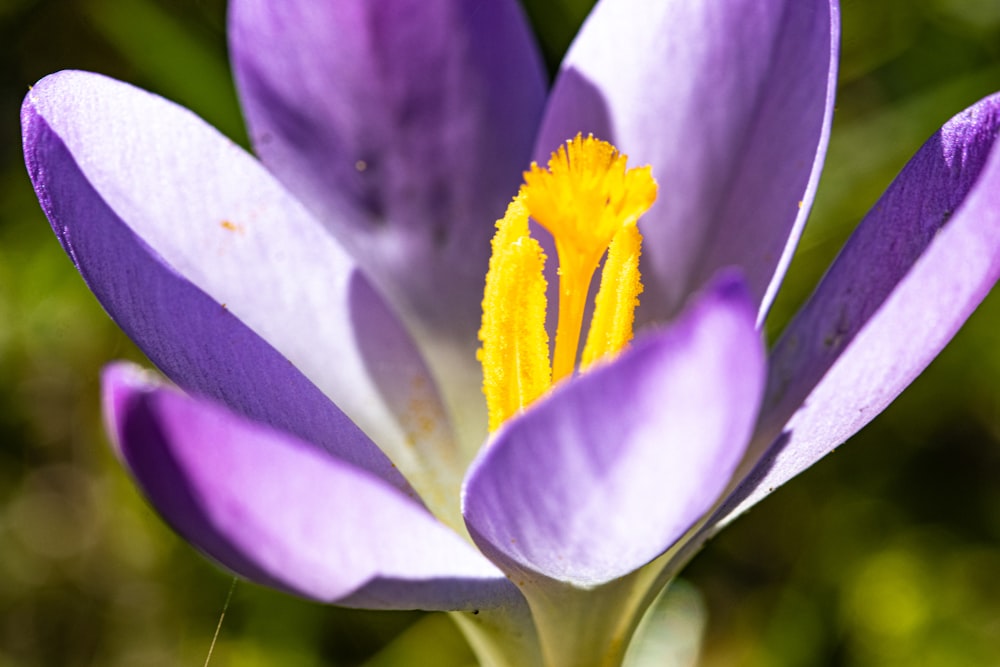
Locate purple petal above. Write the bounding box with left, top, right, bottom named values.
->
left=103, top=362, right=512, bottom=610
left=462, top=273, right=765, bottom=587
left=716, top=92, right=1000, bottom=525
left=228, top=0, right=547, bottom=377
left=536, top=0, right=839, bottom=325
left=21, top=70, right=461, bottom=499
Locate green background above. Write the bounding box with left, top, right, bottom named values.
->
left=1, top=0, right=1000, bottom=665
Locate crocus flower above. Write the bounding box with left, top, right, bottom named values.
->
left=20, top=0, right=1000, bottom=665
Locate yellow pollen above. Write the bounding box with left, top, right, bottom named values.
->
left=478, top=194, right=551, bottom=432
left=581, top=222, right=644, bottom=369
left=478, top=134, right=658, bottom=431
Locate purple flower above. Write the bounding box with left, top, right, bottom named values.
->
left=20, top=0, right=1000, bottom=665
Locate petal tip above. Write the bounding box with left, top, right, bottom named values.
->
left=100, top=362, right=169, bottom=458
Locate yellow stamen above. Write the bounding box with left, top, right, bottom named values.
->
left=478, top=134, right=657, bottom=431
left=523, top=134, right=657, bottom=381
left=478, top=194, right=551, bottom=432
left=581, top=223, right=644, bottom=369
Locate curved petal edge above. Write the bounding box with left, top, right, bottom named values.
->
left=103, top=362, right=512, bottom=611
left=463, top=272, right=766, bottom=587
left=20, top=70, right=468, bottom=501
left=537, top=0, right=840, bottom=326
left=716, top=91, right=1000, bottom=527
left=229, top=0, right=547, bottom=385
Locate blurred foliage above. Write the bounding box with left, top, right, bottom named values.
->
left=0, top=0, right=999, bottom=665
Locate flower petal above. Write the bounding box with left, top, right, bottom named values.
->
left=228, top=0, right=547, bottom=428
left=103, top=362, right=512, bottom=611
left=21, top=71, right=465, bottom=510
left=716, top=92, right=1000, bottom=526
left=536, top=0, right=839, bottom=325
left=462, top=273, right=765, bottom=587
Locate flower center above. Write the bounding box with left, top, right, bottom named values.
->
left=478, top=134, right=658, bottom=431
